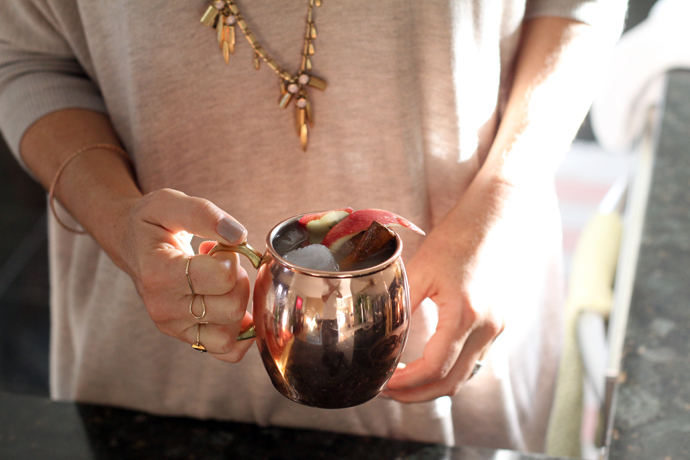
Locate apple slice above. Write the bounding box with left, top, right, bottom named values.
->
left=322, top=209, right=425, bottom=252
left=298, top=207, right=354, bottom=233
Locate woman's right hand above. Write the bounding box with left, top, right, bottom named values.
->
left=18, top=110, right=253, bottom=361
left=113, top=188, right=254, bottom=363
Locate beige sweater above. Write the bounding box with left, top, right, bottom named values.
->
left=0, top=0, right=626, bottom=451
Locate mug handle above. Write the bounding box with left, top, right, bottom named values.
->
left=208, top=241, right=265, bottom=341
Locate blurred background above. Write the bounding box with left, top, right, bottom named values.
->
left=0, top=0, right=660, bottom=398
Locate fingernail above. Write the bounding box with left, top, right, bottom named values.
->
left=216, top=216, right=246, bottom=244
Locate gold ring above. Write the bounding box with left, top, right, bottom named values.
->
left=185, top=256, right=196, bottom=296
left=192, top=323, right=207, bottom=352
left=189, top=294, right=206, bottom=320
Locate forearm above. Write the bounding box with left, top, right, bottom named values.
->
left=487, top=17, right=613, bottom=187
left=20, top=108, right=253, bottom=361
left=20, top=108, right=142, bottom=269
left=447, top=17, right=616, bottom=232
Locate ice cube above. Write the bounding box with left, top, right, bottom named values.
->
left=273, top=225, right=309, bottom=255
left=283, top=244, right=339, bottom=271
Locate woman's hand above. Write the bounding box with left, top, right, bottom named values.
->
left=383, top=181, right=515, bottom=402
left=19, top=110, right=256, bottom=362
left=384, top=15, right=616, bottom=402
left=115, top=188, right=255, bottom=362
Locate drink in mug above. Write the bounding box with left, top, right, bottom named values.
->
left=211, top=208, right=424, bottom=408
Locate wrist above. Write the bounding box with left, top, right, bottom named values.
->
left=49, top=144, right=132, bottom=233
left=90, top=195, right=142, bottom=273
left=436, top=170, right=534, bottom=252
left=50, top=146, right=143, bottom=271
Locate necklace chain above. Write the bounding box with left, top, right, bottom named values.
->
left=201, top=0, right=327, bottom=151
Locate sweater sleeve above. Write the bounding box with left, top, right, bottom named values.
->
left=0, top=0, right=107, bottom=171
left=525, top=0, right=629, bottom=37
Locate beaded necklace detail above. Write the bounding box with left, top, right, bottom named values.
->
left=201, top=0, right=327, bottom=152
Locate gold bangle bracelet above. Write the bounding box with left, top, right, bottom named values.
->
left=48, top=143, right=132, bottom=234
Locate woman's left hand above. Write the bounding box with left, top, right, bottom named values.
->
left=384, top=14, right=615, bottom=402
left=383, top=184, right=514, bottom=403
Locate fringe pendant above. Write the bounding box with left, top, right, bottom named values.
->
left=279, top=92, right=293, bottom=109
left=200, top=6, right=219, bottom=27
left=306, top=75, right=327, bottom=91
left=217, top=16, right=225, bottom=49
left=300, top=123, right=308, bottom=152
left=306, top=99, right=314, bottom=127
left=223, top=41, right=230, bottom=64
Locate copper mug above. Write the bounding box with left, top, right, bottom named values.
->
left=209, top=213, right=411, bottom=408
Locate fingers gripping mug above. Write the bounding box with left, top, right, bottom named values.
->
left=210, top=213, right=411, bottom=409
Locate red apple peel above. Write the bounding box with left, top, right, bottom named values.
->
left=322, top=209, right=425, bottom=252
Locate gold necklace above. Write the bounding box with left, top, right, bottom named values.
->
left=201, top=0, right=327, bottom=152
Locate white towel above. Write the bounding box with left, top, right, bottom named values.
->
left=591, top=0, right=690, bottom=153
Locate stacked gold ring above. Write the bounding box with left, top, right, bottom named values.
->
left=192, top=323, right=207, bottom=353
left=187, top=257, right=207, bottom=352
left=189, top=295, right=207, bottom=320
left=186, top=257, right=207, bottom=320
left=185, top=256, right=196, bottom=295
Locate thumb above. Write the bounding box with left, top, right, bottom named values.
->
left=146, top=189, right=247, bottom=246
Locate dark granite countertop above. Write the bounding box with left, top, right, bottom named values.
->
left=0, top=390, right=563, bottom=460
left=607, top=70, right=690, bottom=459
